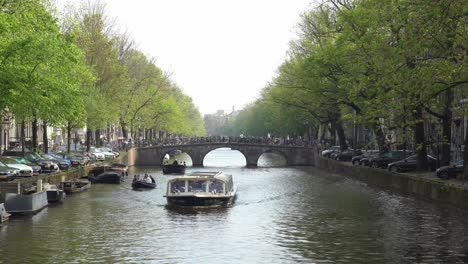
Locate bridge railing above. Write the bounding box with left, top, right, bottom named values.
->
left=127, top=136, right=317, bottom=149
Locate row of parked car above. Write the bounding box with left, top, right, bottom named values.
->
left=0, top=147, right=120, bottom=181
left=322, top=146, right=464, bottom=180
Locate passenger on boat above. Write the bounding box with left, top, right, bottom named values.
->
left=144, top=174, right=152, bottom=183
left=132, top=175, right=139, bottom=183
left=209, top=181, right=223, bottom=194
left=172, top=160, right=179, bottom=165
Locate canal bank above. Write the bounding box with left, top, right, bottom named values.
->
left=317, top=157, right=468, bottom=210
left=0, top=166, right=91, bottom=203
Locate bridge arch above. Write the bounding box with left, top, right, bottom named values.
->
left=201, top=147, right=247, bottom=167
left=160, top=149, right=193, bottom=166
left=257, top=149, right=289, bottom=167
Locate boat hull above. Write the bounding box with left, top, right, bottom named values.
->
left=90, top=172, right=122, bottom=184
left=131, top=181, right=156, bottom=189
left=162, top=164, right=186, bottom=175
left=4, top=192, right=48, bottom=215
left=166, top=195, right=235, bottom=207
left=62, top=180, right=91, bottom=194
left=46, top=190, right=66, bottom=203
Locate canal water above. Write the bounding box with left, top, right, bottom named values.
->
left=1, top=148, right=467, bottom=263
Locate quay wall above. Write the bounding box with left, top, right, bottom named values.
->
left=0, top=166, right=95, bottom=203
left=317, top=157, right=468, bottom=210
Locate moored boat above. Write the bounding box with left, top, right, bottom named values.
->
left=89, top=171, right=123, bottom=184
left=43, top=183, right=66, bottom=203
left=61, top=180, right=91, bottom=194
left=0, top=203, right=11, bottom=223
left=164, top=171, right=236, bottom=207
left=4, top=191, right=48, bottom=215
left=131, top=175, right=156, bottom=189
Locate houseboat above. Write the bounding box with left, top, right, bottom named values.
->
left=164, top=171, right=236, bottom=207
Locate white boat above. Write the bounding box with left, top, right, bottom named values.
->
left=164, top=171, right=236, bottom=207
left=1, top=203, right=11, bottom=223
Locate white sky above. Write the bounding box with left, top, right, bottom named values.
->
left=59, top=0, right=314, bottom=114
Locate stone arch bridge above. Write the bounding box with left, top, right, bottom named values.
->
left=127, top=143, right=316, bottom=167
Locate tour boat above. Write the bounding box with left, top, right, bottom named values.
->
left=131, top=175, right=156, bottom=189
left=164, top=171, right=236, bottom=207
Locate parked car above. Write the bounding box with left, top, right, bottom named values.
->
left=351, top=150, right=379, bottom=165
left=0, top=157, right=34, bottom=177
left=322, top=146, right=341, bottom=158
left=387, top=154, right=437, bottom=173
left=88, top=147, right=106, bottom=161
left=96, top=148, right=116, bottom=160
left=57, top=152, right=90, bottom=167
left=1, top=156, right=41, bottom=175
left=367, top=150, right=413, bottom=169
left=99, top=147, right=119, bottom=158
left=44, top=153, right=72, bottom=171
left=0, top=162, right=19, bottom=181
left=358, top=153, right=381, bottom=166
left=436, top=160, right=464, bottom=180
left=333, top=149, right=362, bottom=161
left=4, top=150, right=60, bottom=173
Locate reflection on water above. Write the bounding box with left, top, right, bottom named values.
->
left=0, top=149, right=467, bottom=263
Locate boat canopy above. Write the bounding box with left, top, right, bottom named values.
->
left=166, top=171, right=234, bottom=195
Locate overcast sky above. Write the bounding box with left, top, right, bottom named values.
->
left=59, top=0, right=313, bottom=114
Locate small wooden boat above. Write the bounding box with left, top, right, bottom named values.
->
left=61, top=180, right=91, bottom=194
left=89, top=171, right=123, bottom=184
left=131, top=175, right=156, bottom=189
left=164, top=171, right=236, bottom=207
left=0, top=203, right=11, bottom=223
left=162, top=163, right=186, bottom=175
left=43, top=183, right=66, bottom=203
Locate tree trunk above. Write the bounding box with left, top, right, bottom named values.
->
left=32, top=118, right=38, bottom=153
left=95, top=129, right=101, bottom=147
left=440, top=89, right=453, bottom=166
left=67, top=122, right=72, bottom=153
left=86, top=128, right=92, bottom=152
left=336, top=121, right=348, bottom=151
left=121, top=120, right=128, bottom=139
left=463, top=121, right=467, bottom=184
left=372, top=122, right=387, bottom=152
left=43, top=120, right=48, bottom=153
left=21, top=119, right=25, bottom=155
left=414, top=107, right=428, bottom=171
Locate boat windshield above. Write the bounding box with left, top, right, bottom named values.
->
left=170, top=180, right=186, bottom=193
left=188, top=180, right=206, bottom=193
left=170, top=179, right=225, bottom=194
